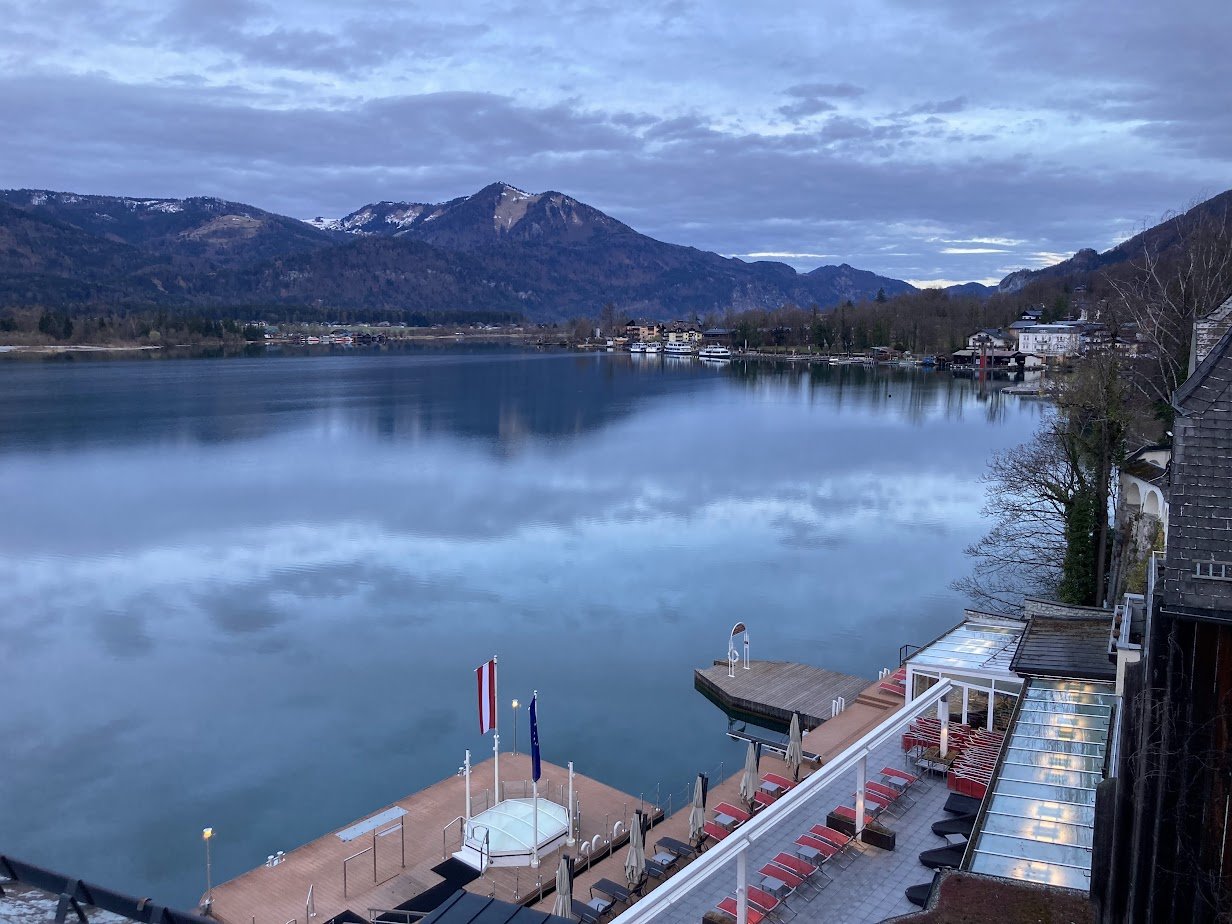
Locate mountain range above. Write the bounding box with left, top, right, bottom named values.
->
left=0, top=183, right=916, bottom=320
left=3, top=182, right=1227, bottom=321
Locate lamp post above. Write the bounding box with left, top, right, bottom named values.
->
left=512, top=699, right=520, bottom=754
left=202, top=827, right=214, bottom=915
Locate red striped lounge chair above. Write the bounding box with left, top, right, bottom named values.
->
left=702, top=821, right=731, bottom=846
left=762, top=772, right=797, bottom=791
left=716, top=897, right=765, bottom=924
left=772, top=852, right=826, bottom=891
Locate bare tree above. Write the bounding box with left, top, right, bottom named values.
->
left=952, top=415, right=1086, bottom=613
left=1106, top=197, right=1232, bottom=410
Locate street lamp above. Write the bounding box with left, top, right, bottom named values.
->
left=512, top=699, right=520, bottom=754
left=202, top=827, right=214, bottom=915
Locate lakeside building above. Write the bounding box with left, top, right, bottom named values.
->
left=1093, top=321, right=1232, bottom=922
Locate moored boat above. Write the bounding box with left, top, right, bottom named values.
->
left=698, top=344, right=732, bottom=360
left=664, top=341, right=696, bottom=355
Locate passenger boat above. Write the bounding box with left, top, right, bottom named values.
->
left=643, top=341, right=663, bottom=354
left=664, top=341, right=697, bottom=355
left=629, top=341, right=648, bottom=353
left=698, top=345, right=732, bottom=360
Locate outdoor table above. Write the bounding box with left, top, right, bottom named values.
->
left=794, top=843, right=821, bottom=862
left=759, top=780, right=784, bottom=795
left=651, top=851, right=676, bottom=867
left=714, top=812, right=738, bottom=828
left=758, top=872, right=791, bottom=898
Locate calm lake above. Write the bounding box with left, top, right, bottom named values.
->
left=0, top=347, right=1043, bottom=906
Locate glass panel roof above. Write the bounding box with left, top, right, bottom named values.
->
left=907, top=621, right=1025, bottom=673
left=969, top=677, right=1116, bottom=890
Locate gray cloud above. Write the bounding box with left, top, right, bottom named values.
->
left=0, top=0, right=1229, bottom=284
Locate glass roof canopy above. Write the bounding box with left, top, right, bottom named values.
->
left=907, top=620, right=1025, bottom=675
left=968, top=678, right=1116, bottom=891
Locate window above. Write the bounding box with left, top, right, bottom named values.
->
left=1194, top=561, right=1232, bottom=581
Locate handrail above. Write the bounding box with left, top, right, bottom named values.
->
left=899, top=643, right=923, bottom=665
left=441, top=816, right=464, bottom=860
left=370, top=909, right=430, bottom=923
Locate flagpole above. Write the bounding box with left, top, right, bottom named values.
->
left=464, top=749, right=472, bottom=823
left=532, top=690, right=540, bottom=867
left=567, top=760, right=575, bottom=846
left=493, top=655, right=500, bottom=805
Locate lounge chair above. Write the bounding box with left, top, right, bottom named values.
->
left=702, top=821, right=731, bottom=845
left=918, top=842, right=967, bottom=870
left=757, top=863, right=799, bottom=900
left=931, top=813, right=976, bottom=839
left=806, top=825, right=856, bottom=868
left=714, top=802, right=752, bottom=826
left=771, top=852, right=825, bottom=893
left=572, top=898, right=611, bottom=924
left=761, top=772, right=797, bottom=791
left=746, top=885, right=791, bottom=920
left=942, top=793, right=982, bottom=816
left=716, top=897, right=765, bottom=924
left=794, top=834, right=840, bottom=879
left=866, top=781, right=910, bottom=814
left=880, top=767, right=924, bottom=791
left=753, top=789, right=778, bottom=810
left=656, top=836, right=697, bottom=859
left=591, top=878, right=633, bottom=905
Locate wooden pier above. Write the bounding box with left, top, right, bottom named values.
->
left=206, top=754, right=652, bottom=924
left=694, top=659, right=873, bottom=729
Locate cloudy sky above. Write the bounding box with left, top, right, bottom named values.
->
left=1, top=0, right=1228, bottom=285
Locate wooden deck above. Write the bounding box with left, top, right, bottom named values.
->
left=206, top=754, right=650, bottom=924
left=694, top=659, right=872, bottom=729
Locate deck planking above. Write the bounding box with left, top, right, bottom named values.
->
left=694, top=659, right=871, bottom=729
left=206, top=754, right=647, bottom=924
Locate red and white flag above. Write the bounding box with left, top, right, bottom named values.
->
left=476, top=658, right=497, bottom=734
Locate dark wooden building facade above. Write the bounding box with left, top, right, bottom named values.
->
left=1096, top=327, right=1232, bottom=922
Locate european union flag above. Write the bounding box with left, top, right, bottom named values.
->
left=529, top=692, right=542, bottom=782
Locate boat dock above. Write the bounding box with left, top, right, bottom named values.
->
left=206, top=754, right=654, bottom=924
left=694, top=659, right=874, bottom=729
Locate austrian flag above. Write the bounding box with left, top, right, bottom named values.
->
left=476, top=658, right=497, bottom=734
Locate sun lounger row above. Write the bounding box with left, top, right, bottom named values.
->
left=945, top=729, right=1005, bottom=799
left=901, top=716, right=981, bottom=754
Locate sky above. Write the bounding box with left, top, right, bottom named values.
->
left=0, top=0, right=1229, bottom=287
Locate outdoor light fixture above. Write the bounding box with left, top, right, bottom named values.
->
left=202, top=827, right=214, bottom=914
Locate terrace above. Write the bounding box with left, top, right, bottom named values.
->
left=608, top=680, right=980, bottom=924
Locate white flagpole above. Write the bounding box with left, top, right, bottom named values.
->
left=493, top=655, right=500, bottom=805
left=567, top=760, right=575, bottom=846
left=464, top=749, right=472, bottom=823
left=532, top=689, right=540, bottom=868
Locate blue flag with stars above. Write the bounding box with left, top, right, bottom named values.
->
left=529, top=693, right=542, bottom=782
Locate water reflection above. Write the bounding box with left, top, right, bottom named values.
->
left=0, top=349, right=1043, bottom=907
left=0, top=349, right=1038, bottom=456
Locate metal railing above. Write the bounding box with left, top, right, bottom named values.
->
left=441, top=816, right=465, bottom=860
left=370, top=909, right=430, bottom=923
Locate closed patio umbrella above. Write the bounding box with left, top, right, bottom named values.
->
left=688, top=773, right=707, bottom=845
left=786, top=712, right=804, bottom=782
left=551, top=855, right=573, bottom=919
left=624, top=810, right=646, bottom=890
left=739, top=740, right=759, bottom=807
